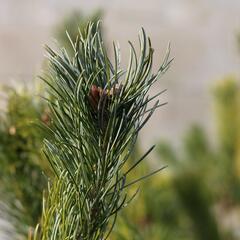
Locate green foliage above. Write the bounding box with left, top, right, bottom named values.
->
left=157, top=125, right=225, bottom=240
left=113, top=175, right=186, bottom=240
left=117, top=125, right=222, bottom=240
left=0, top=11, right=103, bottom=239
left=0, top=87, right=49, bottom=236
left=33, top=22, right=171, bottom=239
left=213, top=77, right=240, bottom=158
left=213, top=77, right=240, bottom=202
left=152, top=78, right=240, bottom=240
left=174, top=172, right=221, bottom=240
left=110, top=77, right=240, bottom=240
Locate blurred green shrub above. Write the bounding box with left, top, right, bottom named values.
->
left=0, top=87, right=49, bottom=236
left=213, top=77, right=240, bottom=202
left=213, top=77, right=239, bottom=158
left=112, top=77, right=240, bottom=240
left=114, top=126, right=221, bottom=240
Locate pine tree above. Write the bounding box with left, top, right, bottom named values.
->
left=0, top=13, right=101, bottom=240
left=32, top=22, right=171, bottom=240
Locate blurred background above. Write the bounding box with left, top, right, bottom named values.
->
left=0, top=0, right=240, bottom=239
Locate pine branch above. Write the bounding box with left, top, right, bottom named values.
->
left=33, top=21, right=172, bottom=240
